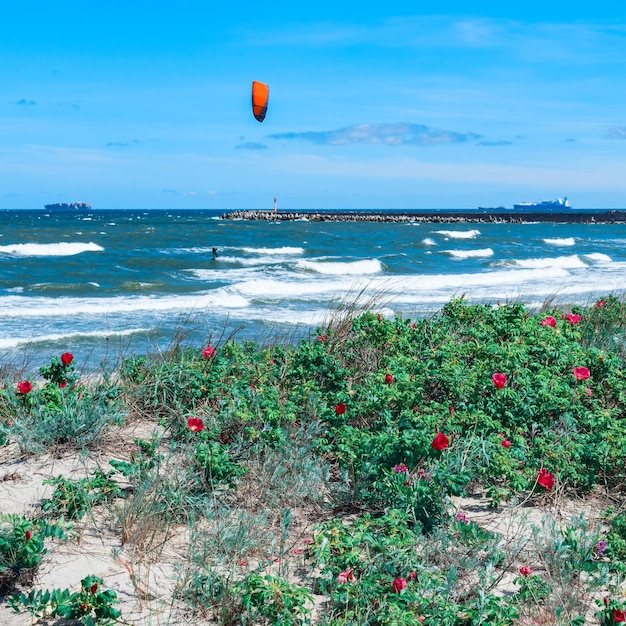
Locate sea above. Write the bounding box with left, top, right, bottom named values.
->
left=1, top=208, right=625, bottom=372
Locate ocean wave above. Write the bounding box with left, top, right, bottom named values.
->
left=0, top=292, right=250, bottom=317
left=543, top=237, right=576, bottom=246
left=509, top=255, right=587, bottom=270
left=421, top=238, right=437, bottom=246
left=0, top=327, right=149, bottom=350
left=443, top=248, right=494, bottom=259
left=295, top=259, right=383, bottom=275
left=434, top=229, right=481, bottom=239
left=583, top=253, right=612, bottom=263
left=0, top=242, right=104, bottom=257
left=240, top=246, right=304, bottom=255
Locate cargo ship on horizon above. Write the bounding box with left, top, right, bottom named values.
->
left=44, top=201, right=91, bottom=211
left=512, top=197, right=571, bottom=211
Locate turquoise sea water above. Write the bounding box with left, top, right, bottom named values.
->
left=1, top=209, right=626, bottom=370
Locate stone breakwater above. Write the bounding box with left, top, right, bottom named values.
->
left=222, top=210, right=626, bottom=224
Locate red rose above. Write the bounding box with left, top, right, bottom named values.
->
left=572, top=366, right=590, bottom=381
left=501, top=439, right=512, bottom=448
left=392, top=463, right=409, bottom=474
left=492, top=373, right=507, bottom=389
left=537, top=467, right=555, bottom=490
left=567, top=313, right=582, bottom=324
left=25, top=530, right=32, bottom=541
left=541, top=316, right=557, bottom=327
left=201, top=346, right=215, bottom=359
left=337, top=568, right=356, bottom=584
left=431, top=431, right=449, bottom=451
left=614, top=609, right=626, bottom=623
left=385, top=373, right=394, bottom=384
left=335, top=402, right=347, bottom=416
left=392, top=577, right=407, bottom=593
left=90, top=582, right=98, bottom=595
left=17, top=380, right=32, bottom=395
left=596, top=299, right=607, bottom=308
left=61, top=352, right=73, bottom=366
left=187, top=417, right=205, bottom=433
left=519, top=566, right=533, bottom=576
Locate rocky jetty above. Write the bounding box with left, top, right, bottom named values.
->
left=221, top=209, right=626, bottom=224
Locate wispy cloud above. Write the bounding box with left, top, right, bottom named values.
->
left=607, top=127, right=626, bottom=139
left=106, top=140, right=140, bottom=147
left=242, top=17, right=626, bottom=66
left=477, top=140, right=513, bottom=147
left=269, top=123, right=481, bottom=146
left=105, top=138, right=158, bottom=147
left=15, top=99, right=36, bottom=106
left=235, top=142, right=268, bottom=150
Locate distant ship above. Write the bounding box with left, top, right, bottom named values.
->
left=512, top=197, right=571, bottom=211
left=44, top=201, right=92, bottom=211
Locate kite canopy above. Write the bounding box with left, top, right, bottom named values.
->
left=252, top=81, right=269, bottom=122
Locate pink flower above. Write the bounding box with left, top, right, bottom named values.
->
left=501, top=439, right=512, bottom=448
left=392, top=577, right=407, bottom=593
left=17, top=380, right=32, bottom=395
left=335, top=402, right=347, bottom=416
left=519, top=566, right=533, bottom=576
left=431, top=431, right=449, bottom=451
left=614, top=609, right=626, bottom=622
left=337, top=568, right=356, bottom=584
left=61, top=352, right=73, bottom=366
left=59, top=380, right=67, bottom=389
left=237, top=558, right=247, bottom=566
left=596, top=299, right=607, bottom=308
left=492, top=373, right=507, bottom=389
left=407, top=571, right=417, bottom=581
left=586, top=387, right=593, bottom=397
left=455, top=510, right=469, bottom=524
left=316, top=334, right=327, bottom=342
left=537, top=467, right=555, bottom=490
left=187, top=417, right=205, bottom=433
left=385, top=373, right=394, bottom=384
left=572, top=366, right=590, bottom=381
left=541, top=316, right=557, bottom=327
left=202, top=345, right=215, bottom=359
left=567, top=313, right=582, bottom=324
left=292, top=548, right=304, bottom=555
left=393, top=463, right=409, bottom=474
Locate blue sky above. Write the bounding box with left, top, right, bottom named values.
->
left=1, top=1, right=625, bottom=209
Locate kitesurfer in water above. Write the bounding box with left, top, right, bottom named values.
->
left=212, top=246, right=218, bottom=259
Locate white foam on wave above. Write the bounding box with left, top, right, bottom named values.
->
left=543, top=237, right=576, bottom=246
left=421, top=238, right=437, bottom=246
left=510, top=255, right=587, bottom=269
left=295, top=259, right=383, bottom=275
left=0, top=327, right=149, bottom=350
left=226, top=266, right=572, bottom=301
left=444, top=248, right=494, bottom=259
left=0, top=242, right=104, bottom=257
left=240, top=246, right=304, bottom=255
left=583, top=252, right=612, bottom=263
left=434, top=229, right=481, bottom=239
left=0, top=291, right=250, bottom=318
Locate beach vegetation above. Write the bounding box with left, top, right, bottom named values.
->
left=2, top=297, right=626, bottom=623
